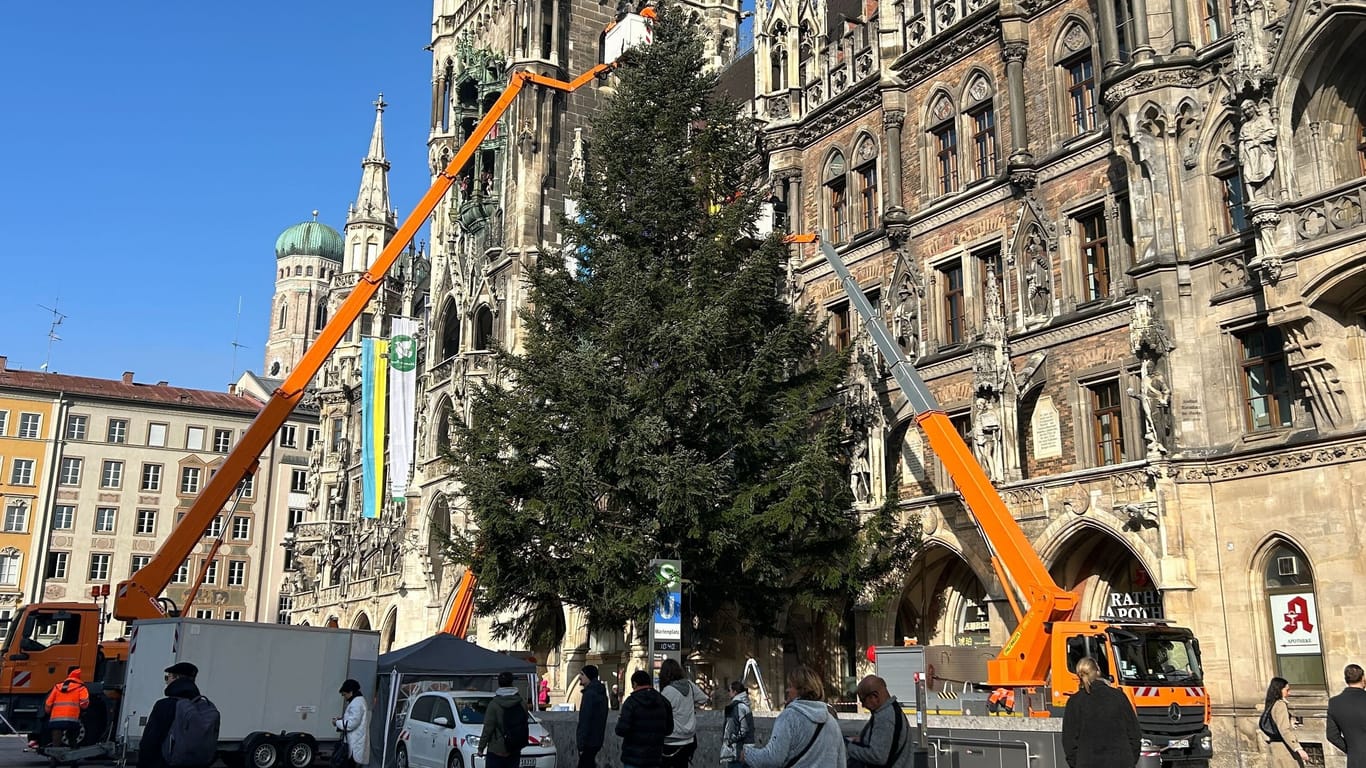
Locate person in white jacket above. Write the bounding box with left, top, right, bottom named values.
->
left=334, top=679, right=370, bottom=767
left=659, top=658, right=708, bottom=767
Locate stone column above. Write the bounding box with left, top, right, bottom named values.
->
left=1001, top=43, right=1032, bottom=164
left=1097, top=0, right=1122, bottom=72
left=882, top=109, right=907, bottom=214
left=1131, top=0, right=1154, bottom=61
left=1170, top=0, right=1194, bottom=54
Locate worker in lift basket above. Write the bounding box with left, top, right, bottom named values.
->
left=44, top=666, right=91, bottom=748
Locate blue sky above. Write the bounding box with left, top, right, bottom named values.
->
left=0, top=3, right=433, bottom=391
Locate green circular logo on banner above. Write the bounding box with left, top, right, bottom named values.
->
left=390, top=334, right=418, bottom=371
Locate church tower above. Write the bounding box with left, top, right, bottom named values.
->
left=265, top=213, right=343, bottom=378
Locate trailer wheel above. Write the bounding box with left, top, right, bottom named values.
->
left=77, top=692, right=109, bottom=747
left=244, top=733, right=280, bottom=768
left=285, top=736, right=316, bottom=768
left=395, top=745, right=409, bottom=768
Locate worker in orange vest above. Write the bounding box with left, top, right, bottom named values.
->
left=987, top=687, right=1015, bottom=715
left=44, top=666, right=91, bottom=747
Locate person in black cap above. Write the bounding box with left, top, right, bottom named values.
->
left=138, top=662, right=203, bottom=768
left=577, top=665, right=609, bottom=768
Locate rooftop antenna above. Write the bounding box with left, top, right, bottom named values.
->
left=37, top=300, right=67, bottom=372
left=230, top=296, right=248, bottom=382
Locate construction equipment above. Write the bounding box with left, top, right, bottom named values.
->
left=788, top=230, right=1212, bottom=764
left=0, top=16, right=653, bottom=756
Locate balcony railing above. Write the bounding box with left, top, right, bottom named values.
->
left=1288, top=175, right=1366, bottom=243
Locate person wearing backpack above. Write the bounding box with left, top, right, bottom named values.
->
left=138, top=662, right=221, bottom=768
left=1263, top=676, right=1310, bottom=768
left=846, top=676, right=912, bottom=768
left=333, top=679, right=370, bottom=767
left=478, top=671, right=530, bottom=768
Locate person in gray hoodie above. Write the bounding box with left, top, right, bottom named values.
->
left=659, top=659, right=708, bottom=767
left=846, top=675, right=913, bottom=768
left=740, top=666, right=846, bottom=768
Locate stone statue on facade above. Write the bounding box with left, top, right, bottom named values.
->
left=1023, top=229, right=1052, bottom=318
left=1129, top=293, right=1176, bottom=457
left=850, top=439, right=872, bottom=505
left=1238, top=100, right=1277, bottom=192
left=888, top=250, right=924, bottom=360
left=971, top=396, right=1004, bottom=482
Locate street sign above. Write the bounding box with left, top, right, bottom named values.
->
left=648, top=559, right=683, bottom=669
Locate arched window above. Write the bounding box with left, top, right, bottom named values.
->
left=306, top=266, right=314, bottom=277
left=315, top=301, right=328, bottom=331
left=1263, top=541, right=1326, bottom=687
left=962, top=74, right=997, bottom=182
left=278, top=303, right=288, bottom=330
left=823, top=152, right=849, bottom=244
left=294, top=265, right=303, bottom=276
left=771, top=46, right=789, bottom=91
left=473, top=306, right=495, bottom=351
left=853, top=136, right=879, bottom=234
left=927, top=93, right=958, bottom=196
left=799, top=23, right=815, bottom=84
left=1210, top=122, right=1249, bottom=237
left=440, top=298, right=461, bottom=359
left=1056, top=21, right=1098, bottom=136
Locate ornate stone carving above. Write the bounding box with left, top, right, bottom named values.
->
left=1063, top=23, right=1091, bottom=53
left=1214, top=256, right=1251, bottom=292
left=884, top=247, right=926, bottom=361
left=1001, top=42, right=1029, bottom=64
left=1102, top=68, right=1205, bottom=108
left=894, top=17, right=1001, bottom=86
left=1238, top=99, right=1277, bottom=190
left=882, top=109, right=905, bottom=130
left=1278, top=313, right=1350, bottom=430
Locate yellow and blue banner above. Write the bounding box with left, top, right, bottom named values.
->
left=361, top=337, right=389, bottom=519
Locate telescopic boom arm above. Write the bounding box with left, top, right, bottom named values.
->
left=113, top=63, right=614, bottom=622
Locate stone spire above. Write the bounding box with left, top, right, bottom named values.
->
left=348, top=93, right=395, bottom=230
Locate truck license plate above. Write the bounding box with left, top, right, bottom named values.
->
left=1169, top=739, right=1189, bottom=749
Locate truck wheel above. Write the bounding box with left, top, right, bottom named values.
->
left=447, top=750, right=464, bottom=768
left=285, top=736, right=316, bottom=768
left=77, top=694, right=109, bottom=747
left=244, top=733, right=280, bottom=768
left=396, top=745, right=409, bottom=768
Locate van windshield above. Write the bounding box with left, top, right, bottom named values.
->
left=1111, top=630, right=1203, bottom=686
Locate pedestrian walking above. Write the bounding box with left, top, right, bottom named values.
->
left=577, top=665, right=609, bottom=768
left=719, top=681, right=755, bottom=768
left=846, top=675, right=913, bottom=768
left=739, top=665, right=846, bottom=768
left=44, top=666, right=90, bottom=748
left=617, top=669, right=674, bottom=768
left=138, top=662, right=221, bottom=768
left=332, top=679, right=370, bottom=768
left=610, top=684, right=622, bottom=710
left=1328, top=664, right=1366, bottom=768
left=1060, top=658, right=1140, bottom=768
left=659, top=658, right=708, bottom=768
left=1262, top=677, right=1310, bottom=768
left=478, top=671, right=531, bottom=768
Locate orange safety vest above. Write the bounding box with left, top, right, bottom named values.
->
left=45, top=676, right=90, bottom=724
left=988, top=687, right=1015, bottom=713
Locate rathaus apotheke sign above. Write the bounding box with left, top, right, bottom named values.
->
left=1103, top=590, right=1165, bottom=620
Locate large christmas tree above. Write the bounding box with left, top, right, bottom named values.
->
left=447, top=3, right=913, bottom=649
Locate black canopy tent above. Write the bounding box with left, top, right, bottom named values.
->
left=370, top=634, right=537, bottom=768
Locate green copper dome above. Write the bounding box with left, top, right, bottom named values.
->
left=275, top=219, right=344, bottom=262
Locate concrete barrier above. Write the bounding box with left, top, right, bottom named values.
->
left=535, top=709, right=1065, bottom=768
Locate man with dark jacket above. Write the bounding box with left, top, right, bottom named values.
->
left=616, top=669, right=673, bottom=768
left=577, top=665, right=609, bottom=768
left=1328, top=664, right=1366, bottom=768
left=846, top=676, right=913, bottom=768
left=478, top=672, right=529, bottom=768
left=138, top=662, right=204, bottom=768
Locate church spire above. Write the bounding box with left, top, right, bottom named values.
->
left=348, top=93, right=394, bottom=229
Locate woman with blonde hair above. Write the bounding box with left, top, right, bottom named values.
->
left=740, top=666, right=846, bottom=767
left=1061, top=658, right=1141, bottom=768
left=1263, top=677, right=1310, bottom=768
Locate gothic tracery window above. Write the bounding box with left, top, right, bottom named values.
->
left=823, top=151, right=850, bottom=244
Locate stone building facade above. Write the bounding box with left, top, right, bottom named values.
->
left=741, top=0, right=1366, bottom=763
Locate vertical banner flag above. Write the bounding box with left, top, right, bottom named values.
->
left=361, top=337, right=389, bottom=519
left=388, top=317, right=419, bottom=503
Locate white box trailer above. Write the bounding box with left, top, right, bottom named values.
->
left=117, top=619, right=379, bottom=767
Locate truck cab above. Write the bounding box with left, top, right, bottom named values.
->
left=0, top=603, right=122, bottom=740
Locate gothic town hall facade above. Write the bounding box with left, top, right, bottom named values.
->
left=274, top=0, right=1366, bottom=765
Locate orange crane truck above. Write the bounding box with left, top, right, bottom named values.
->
left=0, top=17, right=652, bottom=764
left=799, top=232, right=1212, bottom=765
